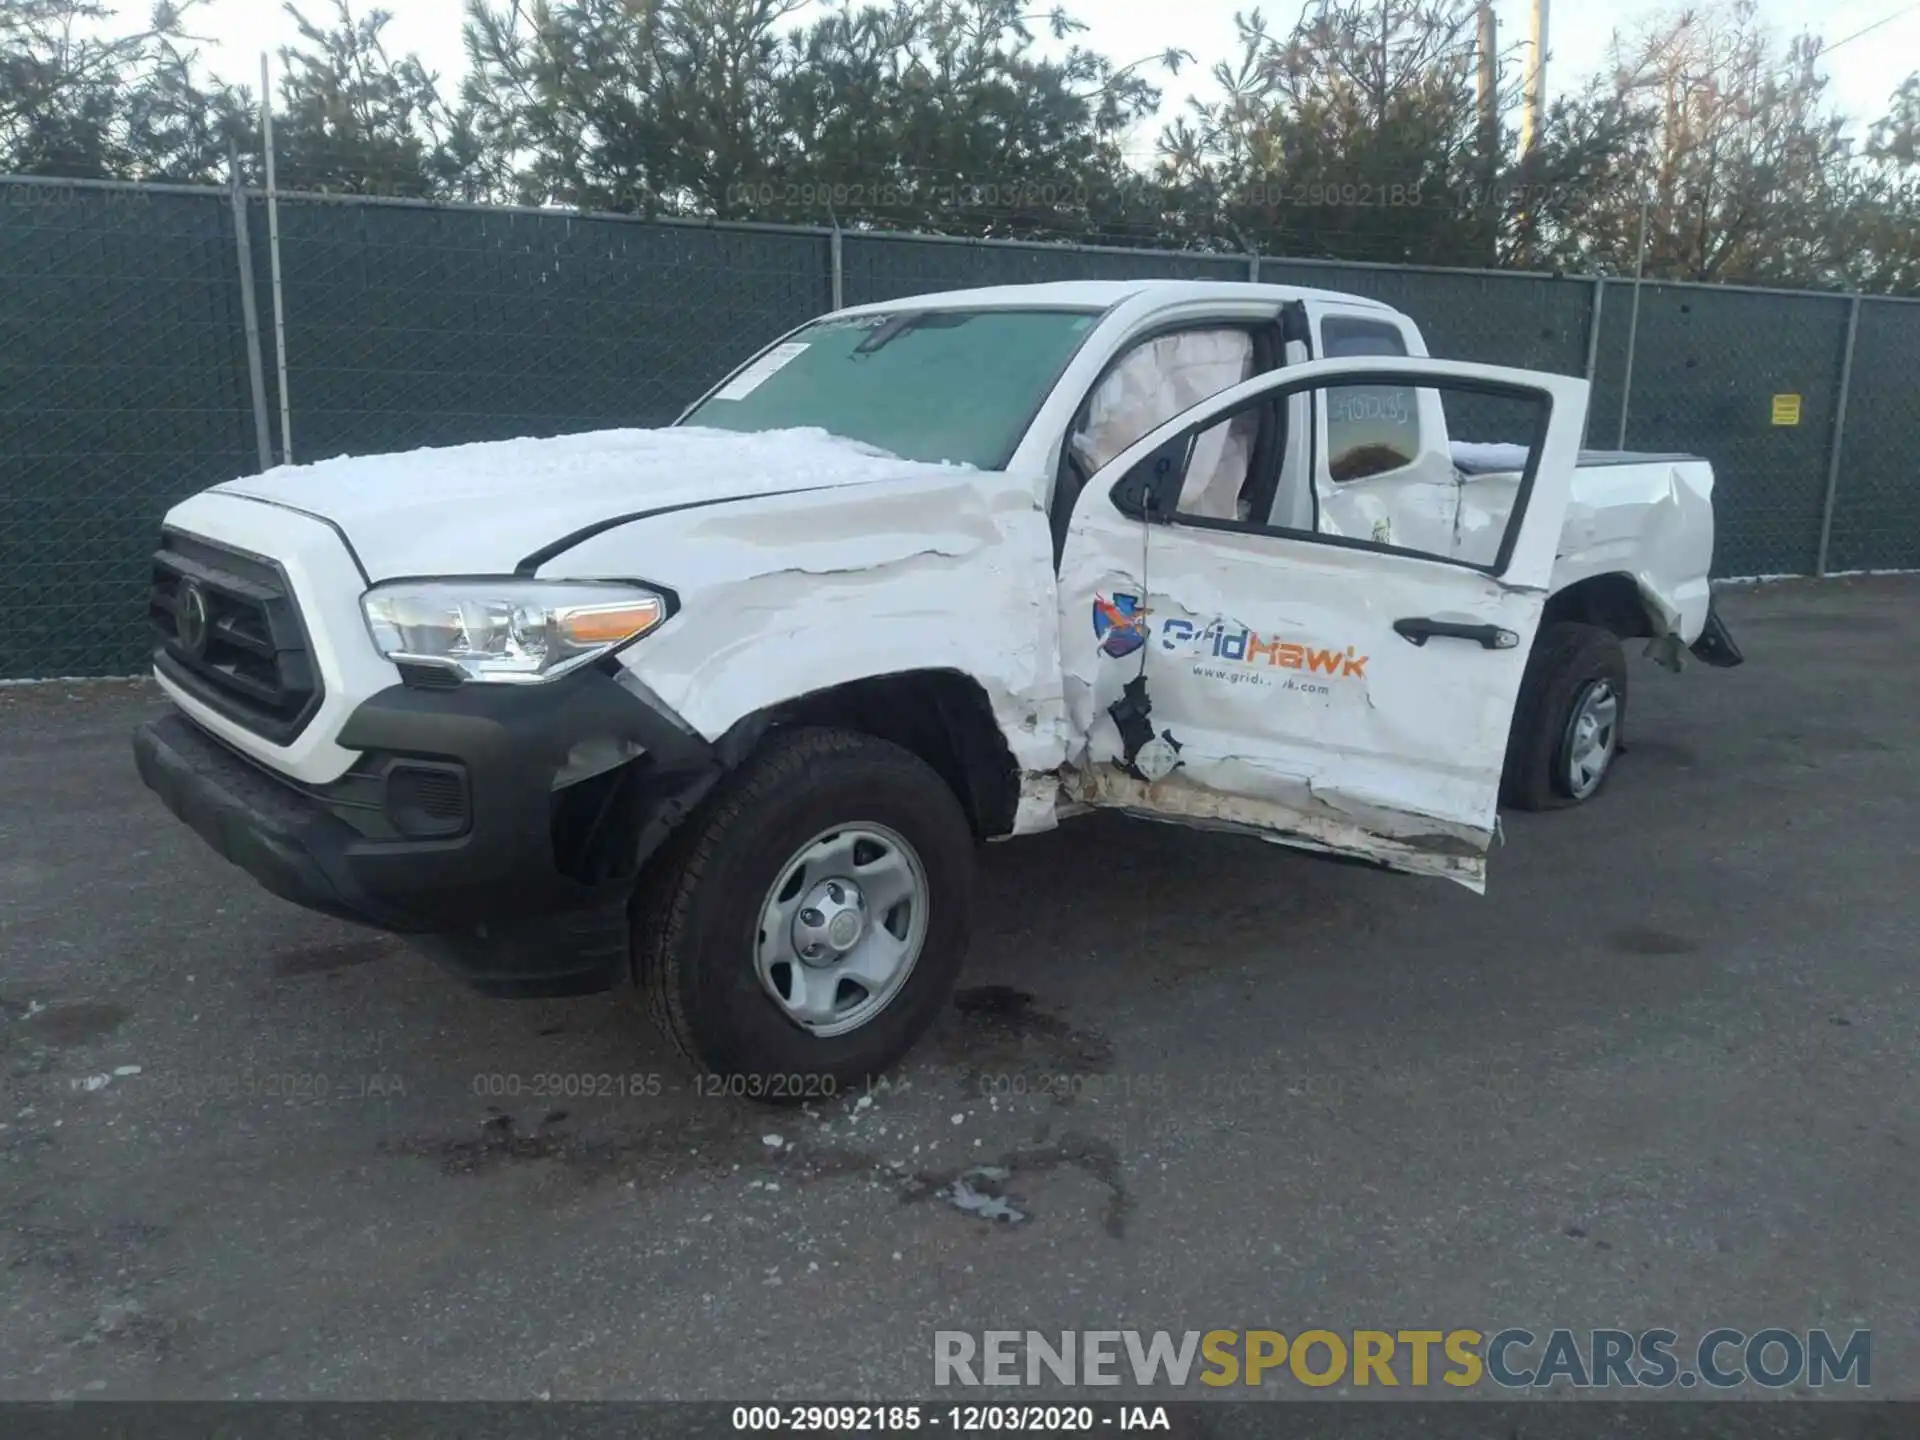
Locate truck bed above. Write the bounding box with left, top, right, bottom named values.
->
left=1575, top=449, right=1704, bottom=469
left=1446, top=443, right=1716, bottom=644
left=1450, top=442, right=1705, bottom=475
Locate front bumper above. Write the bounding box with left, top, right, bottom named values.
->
left=133, top=664, right=724, bottom=998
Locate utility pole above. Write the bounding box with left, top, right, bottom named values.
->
left=1522, top=0, right=1549, bottom=156
left=1476, top=0, right=1499, bottom=182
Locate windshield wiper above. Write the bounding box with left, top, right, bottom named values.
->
left=854, top=311, right=926, bottom=355
left=852, top=309, right=975, bottom=356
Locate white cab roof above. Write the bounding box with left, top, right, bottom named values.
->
left=827, top=278, right=1402, bottom=319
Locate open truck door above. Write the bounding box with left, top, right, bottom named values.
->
left=1058, top=356, right=1591, bottom=891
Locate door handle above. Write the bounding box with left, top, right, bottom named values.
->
left=1393, top=617, right=1521, bottom=650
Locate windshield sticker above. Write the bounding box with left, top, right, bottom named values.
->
left=712, top=341, right=810, bottom=401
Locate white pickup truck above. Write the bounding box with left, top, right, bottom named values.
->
left=133, top=279, right=1742, bottom=1092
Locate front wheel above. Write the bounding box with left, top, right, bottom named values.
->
left=633, top=727, right=975, bottom=1099
left=1501, top=622, right=1629, bottom=812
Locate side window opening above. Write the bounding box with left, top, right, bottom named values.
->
left=1054, top=323, right=1274, bottom=565
left=1116, top=375, right=1549, bottom=575
left=1072, top=328, right=1261, bottom=475
left=1178, top=404, right=1267, bottom=521
left=1115, top=393, right=1284, bottom=528
left=1320, top=316, right=1420, bottom=484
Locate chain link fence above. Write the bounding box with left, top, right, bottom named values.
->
left=248, top=198, right=831, bottom=465
left=1590, top=282, right=1857, bottom=578
left=1, top=183, right=261, bottom=679
left=1824, top=298, right=1920, bottom=575
left=3, top=175, right=1916, bottom=678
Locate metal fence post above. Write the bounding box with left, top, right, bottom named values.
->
left=1582, top=277, right=1604, bottom=382
left=227, top=144, right=273, bottom=474
left=1615, top=196, right=1650, bottom=450
left=1248, top=251, right=1261, bottom=283
left=1815, top=295, right=1862, bottom=578
left=261, top=53, right=294, bottom=465
left=830, top=222, right=844, bottom=311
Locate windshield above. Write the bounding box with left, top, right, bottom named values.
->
left=682, top=307, right=1102, bottom=469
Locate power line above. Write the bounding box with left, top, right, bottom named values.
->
left=1822, top=0, right=1920, bottom=55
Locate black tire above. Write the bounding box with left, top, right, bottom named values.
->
left=632, top=726, right=975, bottom=1100
left=1500, top=621, right=1629, bottom=812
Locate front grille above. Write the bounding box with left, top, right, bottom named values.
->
left=149, top=529, right=322, bottom=744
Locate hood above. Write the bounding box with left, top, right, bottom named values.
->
left=211, top=426, right=967, bottom=579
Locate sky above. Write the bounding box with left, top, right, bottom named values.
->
left=177, top=0, right=1920, bottom=157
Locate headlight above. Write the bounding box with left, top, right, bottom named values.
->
left=361, top=580, right=669, bottom=684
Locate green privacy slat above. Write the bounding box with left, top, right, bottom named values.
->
left=5, top=179, right=1918, bottom=679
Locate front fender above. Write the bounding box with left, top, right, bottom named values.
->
left=560, top=473, right=1072, bottom=786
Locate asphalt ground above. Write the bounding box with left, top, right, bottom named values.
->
left=1, top=576, right=1915, bottom=1405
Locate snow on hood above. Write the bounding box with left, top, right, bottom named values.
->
left=212, top=426, right=970, bottom=579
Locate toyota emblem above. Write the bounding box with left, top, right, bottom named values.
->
left=176, top=581, right=210, bottom=658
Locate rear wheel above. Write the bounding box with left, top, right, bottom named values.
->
left=1501, top=622, right=1628, bottom=812
left=633, top=727, right=975, bottom=1099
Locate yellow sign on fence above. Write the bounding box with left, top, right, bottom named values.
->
left=1772, top=394, right=1803, bottom=426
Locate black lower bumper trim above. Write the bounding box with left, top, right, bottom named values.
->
left=134, top=712, right=398, bottom=928
left=134, top=665, right=721, bottom=998
left=1690, top=600, right=1746, bottom=668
